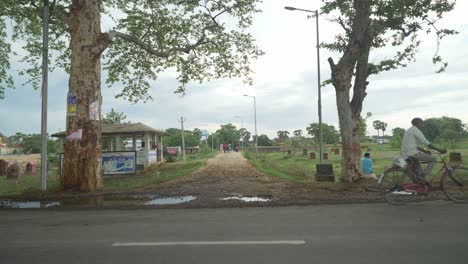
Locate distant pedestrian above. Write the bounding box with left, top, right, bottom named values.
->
left=361, top=152, right=377, bottom=180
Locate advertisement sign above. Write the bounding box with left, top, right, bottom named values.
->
left=89, top=100, right=100, bottom=120
left=102, top=152, right=136, bottom=175
left=67, top=92, right=77, bottom=116
left=148, top=150, right=157, bottom=164
left=136, top=151, right=147, bottom=165
left=66, top=129, right=82, bottom=140
left=166, top=147, right=180, bottom=156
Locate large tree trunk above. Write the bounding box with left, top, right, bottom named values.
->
left=62, top=0, right=103, bottom=191
left=328, top=0, right=372, bottom=182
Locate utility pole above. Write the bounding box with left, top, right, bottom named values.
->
left=40, top=0, right=50, bottom=191
left=178, top=117, right=186, bottom=162
left=211, top=133, right=214, bottom=152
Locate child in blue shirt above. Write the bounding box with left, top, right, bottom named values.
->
left=361, top=152, right=377, bottom=180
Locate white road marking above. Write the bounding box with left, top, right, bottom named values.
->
left=112, top=240, right=306, bottom=246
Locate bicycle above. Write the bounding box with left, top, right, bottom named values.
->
left=378, top=151, right=468, bottom=205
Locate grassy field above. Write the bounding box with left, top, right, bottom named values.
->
left=0, top=149, right=218, bottom=197
left=244, top=142, right=468, bottom=182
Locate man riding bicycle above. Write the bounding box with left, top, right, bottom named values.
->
left=401, top=118, right=446, bottom=180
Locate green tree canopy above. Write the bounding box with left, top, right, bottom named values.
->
left=216, top=123, right=240, bottom=146
left=101, top=108, right=127, bottom=125
left=164, top=128, right=199, bottom=148
left=256, top=134, right=272, bottom=146
left=421, top=116, right=466, bottom=145
left=306, top=123, right=340, bottom=145
left=276, top=131, right=290, bottom=142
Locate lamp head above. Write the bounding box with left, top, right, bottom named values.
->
left=284, top=6, right=296, bottom=11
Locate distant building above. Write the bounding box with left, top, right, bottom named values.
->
left=373, top=136, right=390, bottom=144
left=52, top=122, right=169, bottom=169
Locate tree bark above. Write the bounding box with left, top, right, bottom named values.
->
left=62, top=0, right=103, bottom=191
left=328, top=0, right=372, bottom=182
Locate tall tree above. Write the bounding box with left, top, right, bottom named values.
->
left=373, top=120, right=382, bottom=138
left=216, top=123, right=239, bottom=145
left=1, top=0, right=263, bottom=191
left=381, top=121, right=388, bottom=138
left=276, top=131, right=290, bottom=142
left=307, top=123, right=340, bottom=145
left=322, top=0, right=456, bottom=181
left=257, top=134, right=272, bottom=146
left=293, top=129, right=303, bottom=138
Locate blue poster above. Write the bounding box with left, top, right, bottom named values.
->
left=102, top=152, right=136, bottom=175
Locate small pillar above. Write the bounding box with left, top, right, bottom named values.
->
left=309, top=152, right=316, bottom=159
left=26, top=162, right=36, bottom=174
left=7, top=163, right=22, bottom=180
left=115, top=136, right=122, bottom=151
left=160, top=135, right=164, bottom=162
left=0, top=159, right=9, bottom=176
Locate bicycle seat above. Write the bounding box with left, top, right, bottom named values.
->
left=405, top=157, right=419, bottom=164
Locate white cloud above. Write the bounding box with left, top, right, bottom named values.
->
left=1, top=1, right=467, bottom=141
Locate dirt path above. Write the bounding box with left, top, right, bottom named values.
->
left=145, top=152, right=382, bottom=207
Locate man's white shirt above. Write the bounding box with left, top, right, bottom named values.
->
left=401, top=126, right=431, bottom=157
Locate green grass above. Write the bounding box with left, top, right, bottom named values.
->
left=103, top=161, right=205, bottom=191
left=244, top=142, right=468, bottom=182
left=0, top=150, right=217, bottom=197
left=0, top=165, right=61, bottom=196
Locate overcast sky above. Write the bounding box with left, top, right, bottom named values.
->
left=1, top=0, right=467, bottom=139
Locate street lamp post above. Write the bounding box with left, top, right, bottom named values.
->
left=243, top=95, right=258, bottom=158
left=40, top=0, right=50, bottom=190
left=285, top=6, right=323, bottom=163
left=234, top=115, right=243, bottom=151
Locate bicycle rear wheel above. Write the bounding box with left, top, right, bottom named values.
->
left=441, top=166, right=468, bottom=203
left=379, top=167, right=428, bottom=205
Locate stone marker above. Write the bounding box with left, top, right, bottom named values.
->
left=449, top=152, right=462, bottom=163
left=0, top=159, right=8, bottom=176
left=315, top=163, right=335, bottom=182
left=309, top=152, right=316, bottom=159
left=26, top=161, right=37, bottom=174
left=7, top=162, right=22, bottom=180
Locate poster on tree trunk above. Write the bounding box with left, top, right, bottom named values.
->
left=67, top=92, right=77, bottom=116
left=89, top=100, right=99, bottom=120
left=66, top=129, right=82, bottom=140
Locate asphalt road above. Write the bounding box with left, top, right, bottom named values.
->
left=1, top=201, right=467, bottom=264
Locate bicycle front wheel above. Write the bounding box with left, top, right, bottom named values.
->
left=379, top=167, right=431, bottom=205
left=441, top=166, right=468, bottom=203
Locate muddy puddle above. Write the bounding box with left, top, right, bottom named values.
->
left=221, top=196, right=271, bottom=202
left=0, top=200, right=61, bottom=209
left=145, top=196, right=197, bottom=205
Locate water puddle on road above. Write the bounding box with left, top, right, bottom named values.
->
left=0, top=200, right=62, bottom=209
left=144, top=196, right=197, bottom=205
left=221, top=196, right=271, bottom=202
